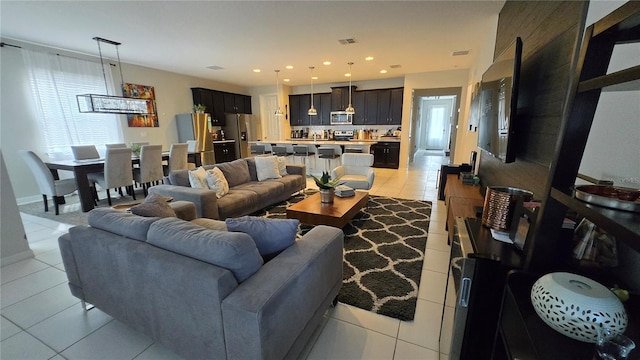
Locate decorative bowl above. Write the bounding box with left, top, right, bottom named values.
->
left=530, top=272, right=627, bottom=343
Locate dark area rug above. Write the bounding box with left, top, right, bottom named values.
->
left=21, top=189, right=432, bottom=321
left=254, top=191, right=433, bottom=321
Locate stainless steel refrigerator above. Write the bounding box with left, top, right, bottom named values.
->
left=223, top=113, right=256, bottom=159
left=175, top=113, right=215, bottom=165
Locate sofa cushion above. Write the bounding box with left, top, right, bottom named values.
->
left=254, top=156, right=281, bottom=181
left=188, top=167, right=208, bottom=189
left=148, top=217, right=263, bottom=282
left=217, top=159, right=251, bottom=188
left=233, top=181, right=285, bottom=205
left=168, top=169, right=191, bottom=187
left=130, top=193, right=177, bottom=218
left=277, top=156, right=288, bottom=176
left=225, top=216, right=299, bottom=261
left=205, top=167, right=229, bottom=198
left=191, top=218, right=228, bottom=231
left=216, top=189, right=259, bottom=219
left=87, top=208, right=160, bottom=242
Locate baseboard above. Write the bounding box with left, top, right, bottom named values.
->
left=16, top=195, right=42, bottom=206
left=1, top=249, right=35, bottom=267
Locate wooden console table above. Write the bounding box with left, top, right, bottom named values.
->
left=444, top=174, right=484, bottom=244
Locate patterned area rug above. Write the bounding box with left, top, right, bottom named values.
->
left=254, top=191, right=432, bottom=321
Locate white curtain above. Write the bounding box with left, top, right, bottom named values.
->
left=21, top=49, right=123, bottom=160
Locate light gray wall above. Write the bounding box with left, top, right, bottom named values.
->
left=0, top=151, right=33, bottom=266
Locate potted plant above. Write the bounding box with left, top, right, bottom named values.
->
left=311, top=171, right=342, bottom=204
left=193, top=104, right=206, bottom=114
left=130, top=143, right=142, bottom=156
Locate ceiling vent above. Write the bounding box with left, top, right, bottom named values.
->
left=451, top=50, right=470, bottom=56
left=390, top=64, right=402, bottom=69
left=338, top=38, right=357, bottom=45
left=206, top=65, right=224, bottom=70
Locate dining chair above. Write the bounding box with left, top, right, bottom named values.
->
left=186, top=140, right=198, bottom=152
left=71, top=145, right=100, bottom=160
left=133, top=144, right=164, bottom=196
left=87, top=147, right=135, bottom=206
left=164, top=143, right=191, bottom=176
left=19, top=150, right=77, bottom=215
left=105, top=143, right=127, bottom=149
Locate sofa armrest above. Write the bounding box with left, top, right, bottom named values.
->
left=331, top=165, right=345, bottom=179
left=149, top=185, right=220, bottom=219
left=286, top=163, right=305, bottom=177
left=221, top=225, right=344, bottom=360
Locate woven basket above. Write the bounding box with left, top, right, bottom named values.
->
left=482, top=186, right=533, bottom=231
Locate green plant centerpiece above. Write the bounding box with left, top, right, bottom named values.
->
left=130, top=143, right=142, bottom=156
left=311, top=171, right=341, bottom=204
left=193, top=104, right=206, bottom=114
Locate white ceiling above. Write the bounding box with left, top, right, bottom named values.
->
left=0, top=1, right=505, bottom=88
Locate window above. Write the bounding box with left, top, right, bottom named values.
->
left=22, top=48, right=123, bottom=160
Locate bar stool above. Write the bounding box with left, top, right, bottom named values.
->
left=293, top=145, right=315, bottom=171
left=345, top=147, right=363, bottom=153
left=250, top=144, right=268, bottom=156
left=318, top=147, right=340, bottom=172
left=272, top=145, right=293, bottom=161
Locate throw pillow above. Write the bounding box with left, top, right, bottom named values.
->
left=188, top=166, right=208, bottom=189
left=225, top=216, right=299, bottom=261
left=277, top=156, right=288, bottom=176
left=205, top=167, right=229, bottom=198
left=130, top=193, right=177, bottom=218
left=254, top=155, right=281, bottom=181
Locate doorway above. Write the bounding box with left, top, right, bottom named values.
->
left=409, top=87, right=461, bottom=163
left=259, top=94, right=280, bottom=141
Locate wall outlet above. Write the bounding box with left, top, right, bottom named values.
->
left=140, top=131, right=147, bottom=137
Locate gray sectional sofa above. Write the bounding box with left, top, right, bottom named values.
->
left=148, top=158, right=306, bottom=219
left=58, top=208, right=344, bottom=360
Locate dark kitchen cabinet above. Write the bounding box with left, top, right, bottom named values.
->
left=213, top=142, right=236, bottom=163
left=371, top=141, right=400, bottom=169
left=223, top=92, right=251, bottom=114
left=289, top=94, right=311, bottom=126
left=331, top=86, right=356, bottom=111
left=210, top=91, right=225, bottom=125
left=353, top=90, right=379, bottom=125
left=319, top=93, right=332, bottom=125
left=377, top=88, right=403, bottom=125
left=191, top=88, right=213, bottom=115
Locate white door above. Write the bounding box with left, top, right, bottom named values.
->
left=422, top=99, right=453, bottom=150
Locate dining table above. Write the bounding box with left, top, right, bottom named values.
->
left=46, top=151, right=209, bottom=212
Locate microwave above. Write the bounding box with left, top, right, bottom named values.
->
left=330, top=111, right=353, bottom=125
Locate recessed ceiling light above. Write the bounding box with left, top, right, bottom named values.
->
left=365, top=56, right=374, bottom=61
left=323, top=61, right=331, bottom=66
left=283, top=78, right=290, bottom=82
left=286, top=65, right=294, bottom=69
left=380, top=69, right=388, bottom=74
left=312, top=76, right=318, bottom=80
left=345, top=73, right=351, bottom=77
left=252, top=69, right=261, bottom=73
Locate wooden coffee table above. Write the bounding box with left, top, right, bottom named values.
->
left=286, top=191, right=369, bottom=228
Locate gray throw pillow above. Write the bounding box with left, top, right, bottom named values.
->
left=131, top=193, right=176, bottom=218
left=225, top=216, right=299, bottom=261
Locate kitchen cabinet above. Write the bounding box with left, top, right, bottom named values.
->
left=288, top=94, right=310, bottom=126
left=223, top=93, right=250, bottom=114
left=211, top=91, right=225, bottom=125
left=353, top=90, right=379, bottom=125
left=330, top=86, right=356, bottom=111
left=370, top=141, right=400, bottom=169
left=377, top=88, right=403, bottom=125
left=308, top=93, right=322, bottom=126
left=319, top=93, right=332, bottom=125
left=213, top=142, right=236, bottom=163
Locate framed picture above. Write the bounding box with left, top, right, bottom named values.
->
left=122, top=83, right=158, bottom=127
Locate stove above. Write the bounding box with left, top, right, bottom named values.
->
left=333, top=130, right=354, bottom=141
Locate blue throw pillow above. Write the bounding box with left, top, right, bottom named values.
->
left=225, top=216, right=299, bottom=261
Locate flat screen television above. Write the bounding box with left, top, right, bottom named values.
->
left=477, top=37, right=522, bottom=163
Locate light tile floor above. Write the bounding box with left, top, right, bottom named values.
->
left=2, top=151, right=452, bottom=360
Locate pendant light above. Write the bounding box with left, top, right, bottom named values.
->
left=345, top=62, right=355, bottom=114
left=77, top=37, right=154, bottom=114
left=274, top=69, right=284, bottom=117
left=308, top=66, right=317, bottom=116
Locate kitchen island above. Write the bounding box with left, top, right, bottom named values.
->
left=249, top=137, right=400, bottom=174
